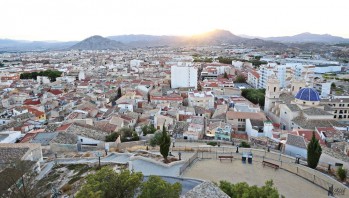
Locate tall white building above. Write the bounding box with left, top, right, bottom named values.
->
left=171, top=65, right=198, bottom=89
left=130, top=60, right=143, bottom=67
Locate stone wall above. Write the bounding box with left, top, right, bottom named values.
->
left=50, top=143, right=77, bottom=152
left=117, top=140, right=147, bottom=150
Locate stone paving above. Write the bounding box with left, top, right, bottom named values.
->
left=183, top=159, right=329, bottom=198
left=131, top=159, right=183, bottom=177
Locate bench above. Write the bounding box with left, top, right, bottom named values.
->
left=262, top=161, right=279, bottom=170
left=219, top=156, right=233, bottom=162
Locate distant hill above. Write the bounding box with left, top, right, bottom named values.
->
left=107, top=29, right=247, bottom=47
left=2, top=30, right=348, bottom=52
left=264, top=32, right=349, bottom=43
left=0, top=39, right=77, bottom=51
left=70, top=35, right=124, bottom=50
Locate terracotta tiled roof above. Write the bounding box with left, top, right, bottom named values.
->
left=48, top=89, right=63, bottom=95
left=56, top=123, right=73, bottom=131
left=226, top=111, right=266, bottom=120
left=23, top=99, right=41, bottom=105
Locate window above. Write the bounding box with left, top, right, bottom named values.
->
left=80, top=139, right=83, bottom=142
left=334, top=115, right=337, bottom=118
left=284, top=112, right=287, bottom=114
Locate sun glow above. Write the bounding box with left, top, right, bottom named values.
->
left=0, top=0, right=348, bottom=41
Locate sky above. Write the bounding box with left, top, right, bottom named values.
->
left=0, top=0, right=348, bottom=41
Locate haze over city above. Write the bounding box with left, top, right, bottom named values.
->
left=0, top=0, right=348, bottom=41
left=1, top=1, right=349, bottom=198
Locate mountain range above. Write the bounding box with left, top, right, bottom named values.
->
left=0, top=30, right=348, bottom=51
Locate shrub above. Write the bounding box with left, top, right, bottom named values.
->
left=207, top=142, right=217, bottom=146
left=61, top=184, right=72, bottom=192
left=219, top=180, right=281, bottom=198
left=105, top=132, right=119, bottom=142
left=68, top=176, right=82, bottom=184
left=337, top=167, right=347, bottom=181
left=239, top=141, right=251, bottom=148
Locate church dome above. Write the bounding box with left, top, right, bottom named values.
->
left=295, top=88, right=320, bottom=101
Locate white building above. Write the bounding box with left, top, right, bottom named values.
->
left=284, top=134, right=307, bottom=159
left=0, top=131, right=21, bottom=143
left=171, top=65, right=198, bottom=89
left=37, top=76, right=50, bottom=84
left=130, top=60, right=143, bottom=67
left=314, top=82, right=331, bottom=98
left=188, top=91, right=214, bottom=109
left=78, top=70, right=85, bottom=81
left=232, top=61, right=244, bottom=69
left=314, top=65, right=342, bottom=74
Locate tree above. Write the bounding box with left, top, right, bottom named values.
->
left=307, top=132, right=322, bottom=169
left=147, top=92, right=151, bottom=103
left=116, top=87, right=122, bottom=100
left=331, top=83, right=336, bottom=93
left=159, top=125, right=171, bottom=162
left=336, top=167, right=347, bottom=181
left=219, top=180, right=282, bottom=198
left=224, top=72, right=228, bottom=79
left=197, top=83, right=202, bottom=91
left=241, top=89, right=265, bottom=107
left=119, top=127, right=139, bottom=142
left=0, top=160, right=41, bottom=198
left=19, top=70, right=62, bottom=82
left=149, top=131, right=163, bottom=147
left=105, top=132, right=119, bottom=142
left=142, top=124, right=156, bottom=136
left=139, top=176, right=182, bottom=198
left=76, top=167, right=143, bottom=198
left=234, top=75, right=246, bottom=83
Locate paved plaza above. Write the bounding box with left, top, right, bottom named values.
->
left=183, top=158, right=329, bottom=198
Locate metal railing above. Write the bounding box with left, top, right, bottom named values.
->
left=179, top=151, right=198, bottom=175
left=175, top=145, right=348, bottom=197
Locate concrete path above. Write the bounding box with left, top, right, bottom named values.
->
left=183, top=159, right=330, bottom=198
left=131, top=159, right=183, bottom=177
left=320, top=153, right=349, bottom=169
left=36, top=161, right=54, bottom=180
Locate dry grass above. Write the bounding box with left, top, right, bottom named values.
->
left=82, top=152, right=91, bottom=157
left=61, top=184, right=72, bottom=193
left=126, top=145, right=148, bottom=152
left=109, top=147, right=119, bottom=152
left=172, top=147, right=194, bottom=152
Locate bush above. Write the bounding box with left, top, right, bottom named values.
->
left=207, top=142, right=217, bottom=146
left=68, top=176, right=82, bottom=184
left=61, top=184, right=72, bottom=192
left=219, top=180, right=281, bottom=198
left=239, top=141, right=251, bottom=148
left=241, top=88, right=265, bottom=107
left=105, top=132, right=119, bottom=142
left=337, top=167, right=347, bottom=181
left=139, top=175, right=182, bottom=198
left=149, top=132, right=163, bottom=147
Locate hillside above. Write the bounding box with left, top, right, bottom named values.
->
left=70, top=35, right=124, bottom=50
